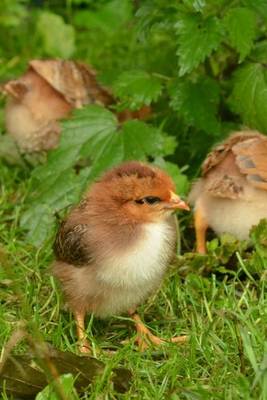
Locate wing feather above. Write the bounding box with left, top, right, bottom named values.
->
left=233, top=136, right=267, bottom=190
left=201, top=130, right=262, bottom=176
left=54, top=221, right=94, bottom=266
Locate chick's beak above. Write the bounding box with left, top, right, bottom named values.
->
left=166, top=191, right=190, bottom=211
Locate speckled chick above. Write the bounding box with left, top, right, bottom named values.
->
left=4, top=60, right=113, bottom=153
left=189, top=130, right=267, bottom=253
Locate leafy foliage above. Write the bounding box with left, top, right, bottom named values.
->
left=175, top=14, right=223, bottom=76
left=37, top=12, right=76, bottom=58
left=229, top=63, right=267, bottom=132
left=113, top=70, right=163, bottom=109
left=169, top=77, right=221, bottom=134
left=223, top=7, right=257, bottom=62
left=178, top=220, right=267, bottom=277
left=74, top=0, right=133, bottom=34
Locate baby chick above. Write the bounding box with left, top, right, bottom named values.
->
left=3, top=60, right=113, bottom=153
left=53, top=161, right=189, bottom=352
left=189, top=130, right=267, bottom=253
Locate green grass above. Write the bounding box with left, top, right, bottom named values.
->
left=0, top=162, right=266, bottom=400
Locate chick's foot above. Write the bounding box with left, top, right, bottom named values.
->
left=131, top=313, right=187, bottom=351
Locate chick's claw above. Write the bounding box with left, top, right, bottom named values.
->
left=132, top=313, right=187, bottom=351
left=79, top=341, right=91, bottom=354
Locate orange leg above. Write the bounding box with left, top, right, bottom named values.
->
left=130, top=312, right=187, bottom=351
left=74, top=310, right=91, bottom=354
left=194, top=206, right=209, bottom=254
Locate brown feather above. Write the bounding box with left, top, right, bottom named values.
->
left=54, top=222, right=93, bottom=266
left=201, top=130, right=262, bottom=176
left=200, top=130, right=267, bottom=198
left=232, top=136, right=267, bottom=190
left=29, top=59, right=114, bottom=107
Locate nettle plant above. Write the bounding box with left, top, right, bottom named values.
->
left=16, top=0, right=267, bottom=244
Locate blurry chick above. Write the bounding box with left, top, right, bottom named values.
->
left=53, top=161, right=189, bottom=352
left=3, top=60, right=114, bottom=153
left=189, top=130, right=267, bottom=253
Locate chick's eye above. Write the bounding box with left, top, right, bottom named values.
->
left=145, top=196, right=161, bottom=204
left=135, top=196, right=161, bottom=205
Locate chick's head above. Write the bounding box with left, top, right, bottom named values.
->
left=89, top=161, right=189, bottom=224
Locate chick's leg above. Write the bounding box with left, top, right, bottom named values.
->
left=129, top=312, right=187, bottom=351
left=194, top=206, right=208, bottom=254
left=74, top=310, right=91, bottom=354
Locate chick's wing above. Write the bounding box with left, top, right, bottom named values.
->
left=201, top=131, right=267, bottom=198
left=232, top=136, right=267, bottom=190
left=54, top=221, right=94, bottom=267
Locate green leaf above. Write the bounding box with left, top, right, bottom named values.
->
left=251, top=40, right=267, bottom=63
left=229, top=63, right=267, bottom=133
left=74, top=0, right=133, bottom=33
left=175, top=15, right=222, bottom=75
left=223, top=7, right=257, bottom=62
left=113, top=70, right=163, bottom=110
left=37, top=11, right=75, bottom=58
left=0, top=135, right=25, bottom=166
left=0, top=1, right=27, bottom=27
left=36, top=374, right=79, bottom=400
left=20, top=204, right=56, bottom=246
left=248, top=219, right=267, bottom=273
left=154, top=158, right=189, bottom=196
left=21, top=105, right=176, bottom=245
left=169, top=77, right=220, bottom=133
left=242, top=0, right=267, bottom=19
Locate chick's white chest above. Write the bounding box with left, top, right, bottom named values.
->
left=94, top=219, right=176, bottom=316
left=199, top=186, right=267, bottom=240
left=97, top=219, right=176, bottom=289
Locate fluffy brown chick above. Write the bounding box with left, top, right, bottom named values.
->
left=4, top=60, right=114, bottom=153
left=189, top=130, right=267, bottom=253
left=53, top=161, right=189, bottom=352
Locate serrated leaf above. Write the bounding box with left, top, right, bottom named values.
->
left=229, top=63, right=267, bottom=133
left=175, top=15, right=222, bottom=75
left=20, top=204, right=56, bottom=246
left=37, top=12, right=75, bottom=58
left=121, top=120, right=176, bottom=158
left=224, top=7, right=257, bottom=62
left=113, top=71, right=163, bottom=110
left=31, top=107, right=117, bottom=184
left=169, top=77, right=220, bottom=133
left=21, top=105, right=176, bottom=245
